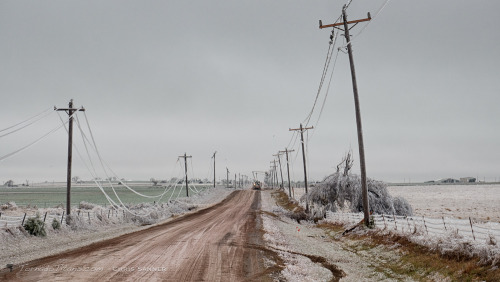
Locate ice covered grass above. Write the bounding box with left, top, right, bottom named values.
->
left=323, top=212, right=500, bottom=268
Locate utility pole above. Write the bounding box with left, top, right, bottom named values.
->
left=234, top=174, right=237, bottom=189
left=226, top=167, right=229, bottom=188
left=270, top=161, right=276, bottom=189
left=279, top=148, right=295, bottom=198
left=273, top=153, right=284, bottom=189
left=179, top=153, right=192, bottom=197
left=274, top=160, right=279, bottom=188
left=55, top=99, right=85, bottom=220
left=320, top=7, right=372, bottom=226
left=212, top=151, right=217, bottom=188
left=289, top=124, right=313, bottom=212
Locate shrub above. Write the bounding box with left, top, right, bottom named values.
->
left=303, top=172, right=413, bottom=216
left=23, top=213, right=46, bottom=237
left=52, top=217, right=61, bottom=230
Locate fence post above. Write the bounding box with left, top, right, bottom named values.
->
left=406, top=216, right=411, bottom=233
left=393, top=213, right=397, bottom=231
left=469, top=217, right=476, bottom=241
left=422, top=216, right=428, bottom=235
left=442, top=217, right=447, bottom=231
left=88, top=212, right=91, bottom=224
left=21, top=213, right=27, bottom=225
left=61, top=211, right=65, bottom=224
left=43, top=212, right=47, bottom=222
left=108, top=210, right=110, bottom=219
left=382, top=214, right=387, bottom=229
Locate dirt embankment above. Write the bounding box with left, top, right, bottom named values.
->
left=2, top=190, right=276, bottom=281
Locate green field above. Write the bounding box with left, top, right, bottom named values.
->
left=0, top=184, right=211, bottom=208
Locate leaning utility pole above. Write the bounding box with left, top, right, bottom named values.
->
left=212, top=151, right=217, bottom=188
left=289, top=124, right=313, bottom=212
left=279, top=148, right=295, bottom=198
left=179, top=153, right=192, bottom=197
left=320, top=6, right=372, bottom=226
left=55, top=99, right=85, bottom=219
left=273, top=153, right=285, bottom=189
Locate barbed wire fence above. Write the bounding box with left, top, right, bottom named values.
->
left=325, top=211, right=500, bottom=244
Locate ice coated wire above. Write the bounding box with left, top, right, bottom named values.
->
left=0, top=106, right=53, bottom=133
left=340, top=0, right=393, bottom=49
left=76, top=113, right=173, bottom=216
left=0, top=110, right=54, bottom=138
left=0, top=115, right=70, bottom=162
left=80, top=112, right=175, bottom=199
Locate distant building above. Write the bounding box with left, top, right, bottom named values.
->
left=460, top=177, right=476, bottom=183
left=436, top=178, right=459, bottom=184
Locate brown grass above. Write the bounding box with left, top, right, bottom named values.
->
left=320, top=223, right=500, bottom=281
left=270, top=190, right=304, bottom=212
left=270, top=190, right=311, bottom=223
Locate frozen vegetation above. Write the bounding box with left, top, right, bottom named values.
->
left=302, top=172, right=413, bottom=218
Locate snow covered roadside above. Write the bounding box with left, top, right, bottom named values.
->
left=0, top=187, right=233, bottom=269
left=260, top=189, right=415, bottom=281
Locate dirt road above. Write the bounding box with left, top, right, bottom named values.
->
left=3, top=190, right=272, bottom=281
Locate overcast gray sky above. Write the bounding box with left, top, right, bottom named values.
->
left=1, top=0, right=499, bottom=184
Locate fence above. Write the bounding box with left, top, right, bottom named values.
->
left=326, top=212, right=500, bottom=243
left=0, top=208, right=132, bottom=229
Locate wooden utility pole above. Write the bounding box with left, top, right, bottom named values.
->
left=289, top=124, right=313, bottom=212
left=55, top=99, right=85, bottom=219
left=234, top=174, right=237, bottom=189
left=179, top=153, right=192, bottom=197
left=212, top=151, right=217, bottom=188
left=320, top=7, right=372, bottom=226
left=274, top=160, right=279, bottom=188
left=226, top=167, right=229, bottom=188
left=279, top=148, right=295, bottom=198
left=269, top=161, right=277, bottom=189
left=273, top=153, right=285, bottom=189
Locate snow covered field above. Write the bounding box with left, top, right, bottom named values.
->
left=388, top=184, right=500, bottom=223
left=291, top=184, right=500, bottom=223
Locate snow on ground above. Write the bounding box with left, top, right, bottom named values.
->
left=292, top=184, right=500, bottom=223
left=0, top=187, right=233, bottom=268
left=388, top=184, right=500, bottom=223
left=260, top=189, right=414, bottom=281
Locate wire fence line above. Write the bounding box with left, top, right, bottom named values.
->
left=326, top=211, right=500, bottom=243
left=0, top=208, right=132, bottom=229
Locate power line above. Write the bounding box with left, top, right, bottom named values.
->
left=303, top=32, right=337, bottom=126
left=0, top=107, right=53, bottom=133
left=0, top=112, right=71, bottom=162
left=0, top=110, right=54, bottom=138
left=339, top=0, right=392, bottom=49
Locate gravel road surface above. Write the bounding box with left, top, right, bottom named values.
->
left=2, top=190, right=271, bottom=281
